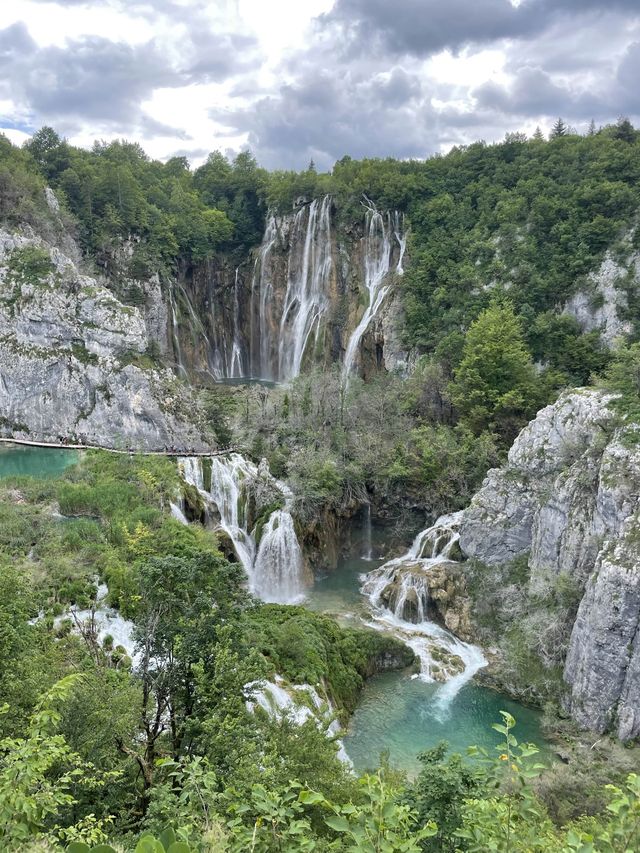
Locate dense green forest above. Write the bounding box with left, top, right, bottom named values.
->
left=2, top=123, right=640, bottom=850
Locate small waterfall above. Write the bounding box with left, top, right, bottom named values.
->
left=254, top=510, right=305, bottom=602
left=178, top=453, right=308, bottom=603
left=342, top=201, right=407, bottom=381
left=361, top=511, right=486, bottom=709
left=208, top=454, right=257, bottom=577
left=170, top=501, right=188, bottom=525
left=361, top=503, right=373, bottom=561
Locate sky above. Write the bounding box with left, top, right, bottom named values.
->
left=1, top=0, right=640, bottom=171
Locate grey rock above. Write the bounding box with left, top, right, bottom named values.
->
left=0, top=227, right=210, bottom=449
left=459, top=387, right=640, bottom=738
left=564, top=251, right=637, bottom=347
left=564, top=527, right=640, bottom=739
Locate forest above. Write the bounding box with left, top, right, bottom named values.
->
left=1, top=120, right=640, bottom=850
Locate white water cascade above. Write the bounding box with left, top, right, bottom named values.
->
left=249, top=196, right=333, bottom=381
left=361, top=511, right=486, bottom=712
left=342, top=203, right=407, bottom=381
left=229, top=267, right=244, bottom=378
left=169, top=285, right=188, bottom=379
left=278, top=195, right=333, bottom=380
left=178, top=454, right=308, bottom=603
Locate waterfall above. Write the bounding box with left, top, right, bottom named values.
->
left=169, top=285, right=188, bottom=379
left=361, top=511, right=486, bottom=709
left=250, top=215, right=279, bottom=379
left=342, top=202, right=407, bottom=381
left=362, top=503, right=373, bottom=561
left=229, top=267, right=244, bottom=378
left=277, top=195, right=333, bottom=380
left=254, top=510, right=305, bottom=602
left=178, top=453, right=308, bottom=603
left=248, top=197, right=333, bottom=381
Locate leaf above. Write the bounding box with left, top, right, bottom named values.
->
left=167, top=844, right=191, bottom=853
left=325, top=814, right=351, bottom=833
left=159, top=827, right=176, bottom=850
left=298, top=790, right=326, bottom=806
left=66, top=844, right=91, bottom=853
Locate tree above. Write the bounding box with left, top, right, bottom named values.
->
left=613, top=116, right=636, bottom=143
left=0, top=675, right=112, bottom=848
left=550, top=117, right=567, bottom=138
left=532, top=126, right=544, bottom=142
left=449, top=302, right=540, bottom=441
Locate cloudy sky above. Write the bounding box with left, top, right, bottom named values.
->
left=1, top=0, right=639, bottom=170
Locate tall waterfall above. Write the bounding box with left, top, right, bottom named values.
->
left=229, top=267, right=244, bottom=378
left=342, top=204, right=406, bottom=380
left=361, top=511, right=486, bottom=708
left=178, top=453, right=309, bottom=603
left=249, top=196, right=333, bottom=381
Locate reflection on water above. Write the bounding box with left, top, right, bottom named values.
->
left=0, top=445, right=78, bottom=479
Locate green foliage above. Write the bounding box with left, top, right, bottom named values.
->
left=243, top=605, right=413, bottom=713
left=403, top=742, right=482, bottom=851
left=449, top=301, right=542, bottom=442
left=301, top=773, right=437, bottom=852
left=600, top=341, right=640, bottom=420
left=0, top=675, right=115, bottom=848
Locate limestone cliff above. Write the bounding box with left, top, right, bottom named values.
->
left=171, top=197, right=411, bottom=382
left=0, top=212, right=211, bottom=449
left=458, top=389, right=640, bottom=740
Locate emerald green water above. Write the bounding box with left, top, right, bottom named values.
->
left=0, top=445, right=78, bottom=479
left=343, top=674, right=544, bottom=777
left=306, top=533, right=546, bottom=776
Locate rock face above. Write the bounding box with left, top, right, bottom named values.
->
left=172, top=197, right=411, bottom=382
left=564, top=250, right=637, bottom=347
left=0, top=221, right=210, bottom=449
left=459, top=389, right=640, bottom=739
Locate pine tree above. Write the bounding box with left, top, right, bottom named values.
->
left=532, top=126, right=544, bottom=142
left=449, top=301, right=539, bottom=441
left=550, top=117, right=567, bottom=138
left=587, top=118, right=596, bottom=136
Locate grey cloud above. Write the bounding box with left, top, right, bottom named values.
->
left=320, top=0, right=640, bottom=59
left=211, top=63, right=439, bottom=170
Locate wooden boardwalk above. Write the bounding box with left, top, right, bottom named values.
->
left=0, top=437, right=243, bottom=458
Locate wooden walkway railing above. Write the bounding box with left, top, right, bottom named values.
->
left=0, top=437, right=244, bottom=458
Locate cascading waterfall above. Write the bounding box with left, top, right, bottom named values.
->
left=229, top=267, right=244, bottom=378
left=249, top=197, right=334, bottom=381
left=277, top=195, right=333, bottom=380
left=342, top=201, right=407, bottom=381
left=361, top=511, right=486, bottom=713
left=178, top=453, right=308, bottom=603
left=253, top=510, right=305, bottom=602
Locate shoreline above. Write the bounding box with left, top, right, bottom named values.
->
left=0, top=436, right=241, bottom=458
